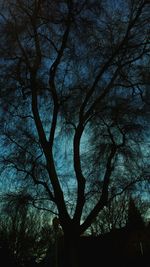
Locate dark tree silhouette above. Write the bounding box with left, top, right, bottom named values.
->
left=0, top=191, right=53, bottom=266
left=127, top=197, right=145, bottom=230
left=0, top=1, right=150, bottom=266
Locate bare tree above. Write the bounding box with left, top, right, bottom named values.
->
left=0, top=0, right=150, bottom=266
left=0, top=190, right=50, bottom=265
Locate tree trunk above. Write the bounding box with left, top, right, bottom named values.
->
left=62, top=234, right=80, bottom=267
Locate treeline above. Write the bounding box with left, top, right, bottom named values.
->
left=0, top=192, right=149, bottom=267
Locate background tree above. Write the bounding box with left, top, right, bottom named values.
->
left=0, top=0, right=150, bottom=266
left=89, top=193, right=150, bottom=235
left=89, top=193, right=129, bottom=235
left=0, top=190, right=56, bottom=266
left=126, top=197, right=145, bottom=230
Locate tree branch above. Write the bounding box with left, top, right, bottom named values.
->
left=80, top=145, right=117, bottom=233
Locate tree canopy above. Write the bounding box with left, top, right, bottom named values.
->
left=0, top=1, right=150, bottom=266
